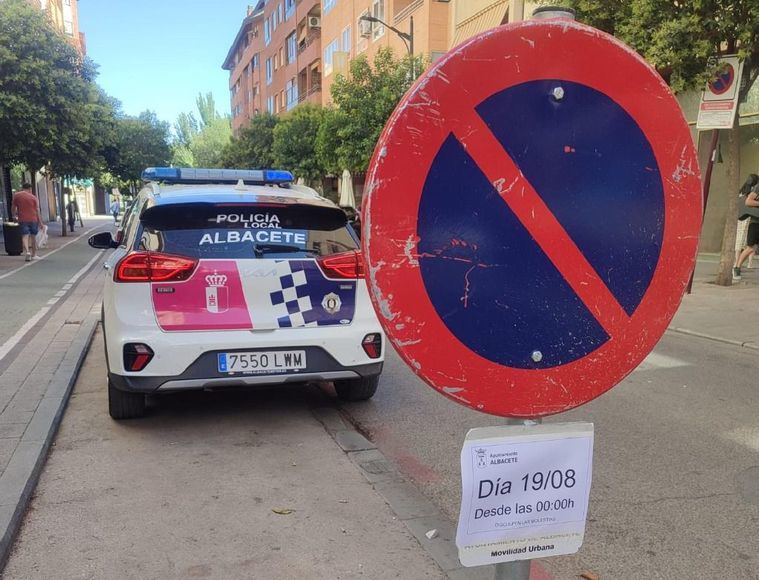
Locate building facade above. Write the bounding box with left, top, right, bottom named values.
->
left=36, top=0, right=86, bottom=54
left=319, top=0, right=451, bottom=105
left=223, top=0, right=323, bottom=136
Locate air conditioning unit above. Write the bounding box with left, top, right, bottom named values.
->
left=308, top=16, right=321, bottom=28
left=359, top=19, right=372, bottom=38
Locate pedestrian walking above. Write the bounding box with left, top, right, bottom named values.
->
left=11, top=182, right=45, bottom=262
left=66, top=198, right=76, bottom=233
left=109, top=198, right=120, bottom=225
left=733, top=174, right=759, bottom=280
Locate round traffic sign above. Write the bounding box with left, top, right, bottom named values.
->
left=708, top=64, right=735, bottom=95
left=362, top=20, right=702, bottom=418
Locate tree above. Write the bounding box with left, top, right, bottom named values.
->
left=170, top=92, right=231, bottom=167
left=111, top=111, right=172, bottom=187
left=220, top=113, right=279, bottom=169
left=326, top=48, right=425, bottom=174
left=553, top=0, right=758, bottom=285
left=272, top=104, right=325, bottom=183
left=0, top=0, right=98, bottom=207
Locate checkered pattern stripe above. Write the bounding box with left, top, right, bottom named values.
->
left=269, top=261, right=319, bottom=328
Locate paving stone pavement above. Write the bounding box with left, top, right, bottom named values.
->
left=0, top=264, right=102, bottom=566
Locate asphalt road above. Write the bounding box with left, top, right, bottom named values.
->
left=341, top=332, right=759, bottom=579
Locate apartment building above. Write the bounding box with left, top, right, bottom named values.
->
left=320, top=0, right=450, bottom=105
left=36, top=0, right=86, bottom=54
left=224, top=0, right=323, bottom=135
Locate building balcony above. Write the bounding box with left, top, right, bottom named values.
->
left=298, top=84, right=322, bottom=105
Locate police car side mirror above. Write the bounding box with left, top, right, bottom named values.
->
left=88, top=231, right=118, bottom=249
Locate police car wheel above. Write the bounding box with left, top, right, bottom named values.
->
left=108, top=379, right=146, bottom=420
left=334, top=375, right=379, bottom=402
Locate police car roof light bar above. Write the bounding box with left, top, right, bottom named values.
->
left=141, top=167, right=295, bottom=185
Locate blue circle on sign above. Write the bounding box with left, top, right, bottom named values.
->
left=417, top=80, right=664, bottom=369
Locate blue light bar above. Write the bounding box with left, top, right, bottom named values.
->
left=141, top=167, right=294, bottom=185
left=142, top=167, right=180, bottom=181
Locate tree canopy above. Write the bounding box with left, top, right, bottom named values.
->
left=272, top=104, right=325, bottom=183
left=554, top=0, right=758, bottom=94
left=171, top=92, right=232, bottom=168
left=220, top=113, right=279, bottom=169
left=323, top=48, right=425, bottom=174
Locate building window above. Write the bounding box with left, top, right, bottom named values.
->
left=264, top=19, right=271, bottom=45
left=285, top=0, right=295, bottom=20
left=267, top=96, right=275, bottom=114
left=266, top=58, right=273, bottom=84
left=63, top=20, right=73, bottom=35
left=279, top=47, right=285, bottom=68
left=286, top=78, right=298, bottom=110
left=323, top=0, right=336, bottom=15
left=287, top=33, right=297, bottom=64
left=323, top=38, right=339, bottom=76
left=278, top=3, right=284, bottom=24
left=372, top=0, right=385, bottom=40
left=252, top=53, right=259, bottom=71
left=341, top=25, right=351, bottom=55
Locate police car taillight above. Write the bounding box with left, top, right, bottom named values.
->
left=317, top=251, right=364, bottom=279
left=115, top=252, right=197, bottom=282
left=124, top=343, right=154, bottom=371
left=362, top=333, right=382, bottom=359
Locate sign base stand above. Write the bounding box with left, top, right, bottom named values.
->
left=492, top=417, right=543, bottom=580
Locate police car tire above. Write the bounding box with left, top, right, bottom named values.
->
left=334, top=375, right=379, bottom=402
left=108, top=379, right=146, bottom=420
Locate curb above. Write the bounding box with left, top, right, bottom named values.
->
left=311, top=406, right=496, bottom=580
left=0, top=314, right=99, bottom=570
left=666, top=327, right=759, bottom=351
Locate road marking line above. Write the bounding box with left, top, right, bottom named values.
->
left=47, top=298, right=60, bottom=306
left=0, top=223, right=108, bottom=281
left=634, top=352, right=689, bottom=372
left=62, top=284, right=72, bottom=290
left=67, top=251, right=104, bottom=285
left=0, top=307, right=51, bottom=363
left=54, top=290, right=66, bottom=297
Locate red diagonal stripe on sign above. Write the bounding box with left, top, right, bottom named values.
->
left=451, top=110, right=631, bottom=337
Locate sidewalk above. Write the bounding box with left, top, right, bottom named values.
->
left=670, top=254, right=759, bottom=349
left=0, top=218, right=112, bottom=278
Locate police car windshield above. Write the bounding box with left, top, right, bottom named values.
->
left=135, top=205, right=357, bottom=259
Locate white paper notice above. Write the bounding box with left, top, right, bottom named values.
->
left=456, top=423, right=594, bottom=567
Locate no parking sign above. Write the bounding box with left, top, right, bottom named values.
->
left=362, top=19, right=702, bottom=418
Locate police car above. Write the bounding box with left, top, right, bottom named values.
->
left=89, top=168, right=384, bottom=419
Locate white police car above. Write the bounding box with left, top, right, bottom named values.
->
left=89, top=167, right=384, bottom=419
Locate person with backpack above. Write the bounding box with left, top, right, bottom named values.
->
left=733, top=174, right=759, bottom=280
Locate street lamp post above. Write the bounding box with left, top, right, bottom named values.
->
left=359, top=14, right=415, bottom=78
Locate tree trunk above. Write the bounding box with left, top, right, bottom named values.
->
left=0, top=165, right=12, bottom=220
left=60, top=177, right=67, bottom=237
left=715, top=119, right=741, bottom=286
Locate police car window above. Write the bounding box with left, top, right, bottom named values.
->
left=136, top=204, right=356, bottom=258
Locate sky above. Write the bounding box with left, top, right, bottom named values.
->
left=78, top=0, right=247, bottom=126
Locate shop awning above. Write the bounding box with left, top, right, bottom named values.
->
left=452, top=0, right=509, bottom=49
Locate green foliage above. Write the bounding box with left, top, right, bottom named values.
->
left=220, top=113, right=279, bottom=169
left=315, top=107, right=347, bottom=176
left=550, top=0, right=758, bottom=94
left=272, top=104, right=325, bottom=182
left=174, top=112, right=199, bottom=147
left=171, top=92, right=231, bottom=167
left=0, top=0, right=109, bottom=176
left=111, top=111, right=172, bottom=183
left=326, top=48, right=426, bottom=173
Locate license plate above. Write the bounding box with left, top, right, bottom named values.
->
left=217, top=350, right=307, bottom=374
